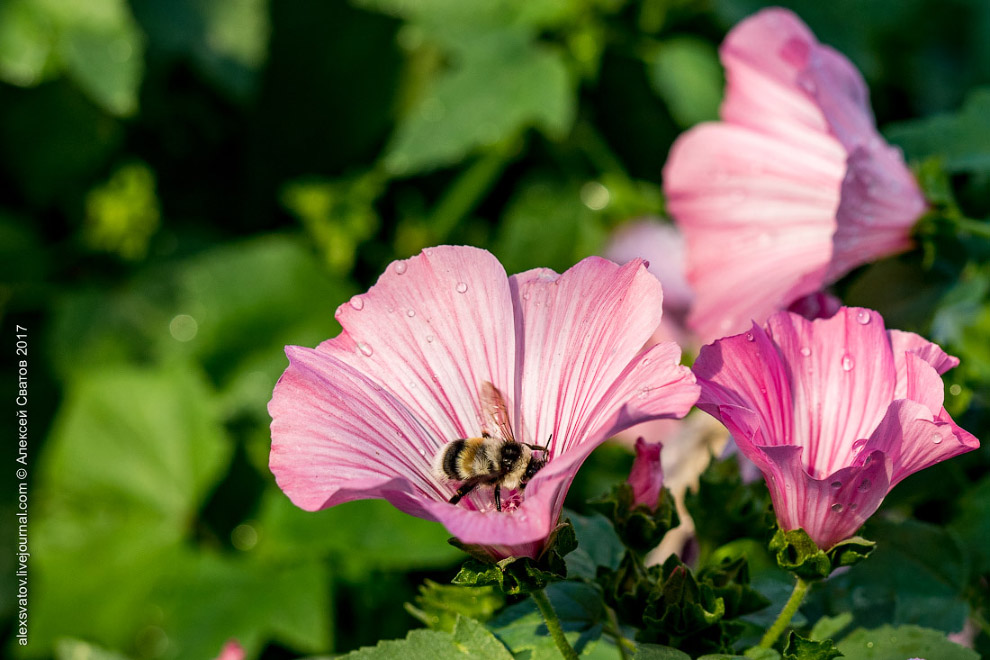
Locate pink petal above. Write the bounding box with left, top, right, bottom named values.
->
left=628, top=438, right=664, bottom=510
left=765, top=308, right=896, bottom=477
left=269, top=346, right=446, bottom=512
left=604, top=219, right=694, bottom=314
left=318, top=246, right=517, bottom=449
left=865, top=399, right=980, bottom=487
left=664, top=124, right=839, bottom=341
left=760, top=445, right=891, bottom=550
left=510, top=258, right=698, bottom=466
left=786, top=291, right=841, bottom=321
left=694, top=322, right=794, bottom=450
left=827, top=145, right=927, bottom=281
left=889, top=329, right=960, bottom=400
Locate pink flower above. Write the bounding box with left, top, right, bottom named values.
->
left=269, top=246, right=699, bottom=559
left=663, top=7, right=927, bottom=343
left=693, top=307, right=979, bottom=550
left=628, top=438, right=664, bottom=511
left=214, top=640, right=245, bottom=660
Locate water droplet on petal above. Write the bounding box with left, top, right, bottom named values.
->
left=800, top=347, right=811, bottom=357
left=455, top=282, right=468, bottom=293
left=831, top=503, right=843, bottom=513
left=357, top=342, right=373, bottom=357
left=394, top=261, right=408, bottom=275
left=841, top=354, right=855, bottom=371
left=830, top=480, right=842, bottom=489
left=855, top=310, right=871, bottom=325
left=933, top=433, right=944, bottom=445
left=745, top=332, right=755, bottom=342
left=858, top=479, right=871, bottom=492
left=852, top=439, right=867, bottom=453
left=406, top=309, right=416, bottom=317
left=349, top=295, right=365, bottom=311
left=641, top=358, right=651, bottom=366
left=426, top=335, right=434, bottom=343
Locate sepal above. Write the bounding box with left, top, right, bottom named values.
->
left=769, top=527, right=875, bottom=580
left=590, top=483, right=680, bottom=554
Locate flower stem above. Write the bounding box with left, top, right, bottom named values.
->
left=603, top=603, right=635, bottom=660
left=758, top=576, right=810, bottom=650
left=955, top=216, right=990, bottom=239
left=531, top=588, right=580, bottom=660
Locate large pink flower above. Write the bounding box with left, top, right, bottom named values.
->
left=693, top=307, right=979, bottom=550
left=269, top=246, right=699, bottom=558
left=663, top=7, right=927, bottom=343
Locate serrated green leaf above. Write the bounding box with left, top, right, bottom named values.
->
left=405, top=580, right=504, bottom=632
left=782, top=631, right=842, bottom=660
left=648, top=36, right=723, bottom=128
left=768, top=528, right=831, bottom=581
left=837, top=624, right=979, bottom=660
left=886, top=88, right=990, bottom=172
left=343, top=615, right=513, bottom=659
left=565, top=510, right=624, bottom=580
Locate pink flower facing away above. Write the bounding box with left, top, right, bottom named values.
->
left=663, top=7, right=927, bottom=343
left=693, top=307, right=979, bottom=551
left=269, top=246, right=699, bottom=559
left=627, top=437, right=664, bottom=511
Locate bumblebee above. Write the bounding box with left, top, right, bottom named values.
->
left=434, top=382, right=548, bottom=512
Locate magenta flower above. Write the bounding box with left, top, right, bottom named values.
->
left=627, top=437, right=664, bottom=511
left=693, top=307, right=979, bottom=550
left=269, top=246, right=699, bottom=558
left=214, top=640, right=245, bottom=660
left=663, top=7, right=927, bottom=342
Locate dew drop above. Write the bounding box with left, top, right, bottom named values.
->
left=455, top=282, right=468, bottom=293
left=830, top=480, right=842, bottom=489
left=841, top=354, right=855, bottom=371
left=357, top=342, right=374, bottom=357
left=522, top=292, right=531, bottom=300
left=349, top=295, right=365, bottom=311
left=855, top=309, right=871, bottom=325
left=386, top=305, right=395, bottom=314
left=858, top=479, right=871, bottom=492
left=637, top=387, right=651, bottom=400
left=745, top=331, right=755, bottom=342
left=394, top=261, right=408, bottom=275
left=830, top=503, right=843, bottom=513
left=406, top=309, right=416, bottom=317
left=642, top=358, right=651, bottom=366
left=426, top=335, right=434, bottom=343
left=800, top=347, right=811, bottom=357
left=932, top=433, right=944, bottom=445
left=852, top=438, right=867, bottom=453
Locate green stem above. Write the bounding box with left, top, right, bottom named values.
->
left=429, top=136, right=518, bottom=241
left=531, top=588, right=580, bottom=660
left=758, top=576, right=810, bottom=650
left=955, top=216, right=990, bottom=239
left=603, top=604, right=634, bottom=660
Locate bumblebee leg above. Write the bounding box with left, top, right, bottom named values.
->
left=494, top=484, right=502, bottom=512
left=449, top=477, right=484, bottom=505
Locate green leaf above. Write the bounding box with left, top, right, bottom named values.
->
left=648, top=36, right=723, bottom=128
left=837, top=624, right=979, bottom=660
left=153, top=553, right=331, bottom=658
left=950, top=474, right=990, bottom=574
left=809, top=613, right=854, bottom=643
left=809, top=518, right=969, bottom=632
left=83, top=162, right=161, bottom=260
left=405, top=580, right=505, bottom=632
left=685, top=456, right=771, bottom=558
left=385, top=31, right=574, bottom=174
left=343, top=615, right=513, bottom=659
left=886, top=88, right=990, bottom=172
left=565, top=510, right=625, bottom=580
left=633, top=643, right=692, bottom=659
left=0, top=0, right=55, bottom=87
left=782, top=631, right=842, bottom=660
left=29, top=366, right=231, bottom=655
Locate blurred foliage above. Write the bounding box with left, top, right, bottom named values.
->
left=3, top=0, right=990, bottom=658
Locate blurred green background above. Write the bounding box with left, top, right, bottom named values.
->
left=3, top=0, right=990, bottom=658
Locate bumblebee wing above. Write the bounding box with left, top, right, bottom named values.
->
left=480, top=381, right=515, bottom=444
